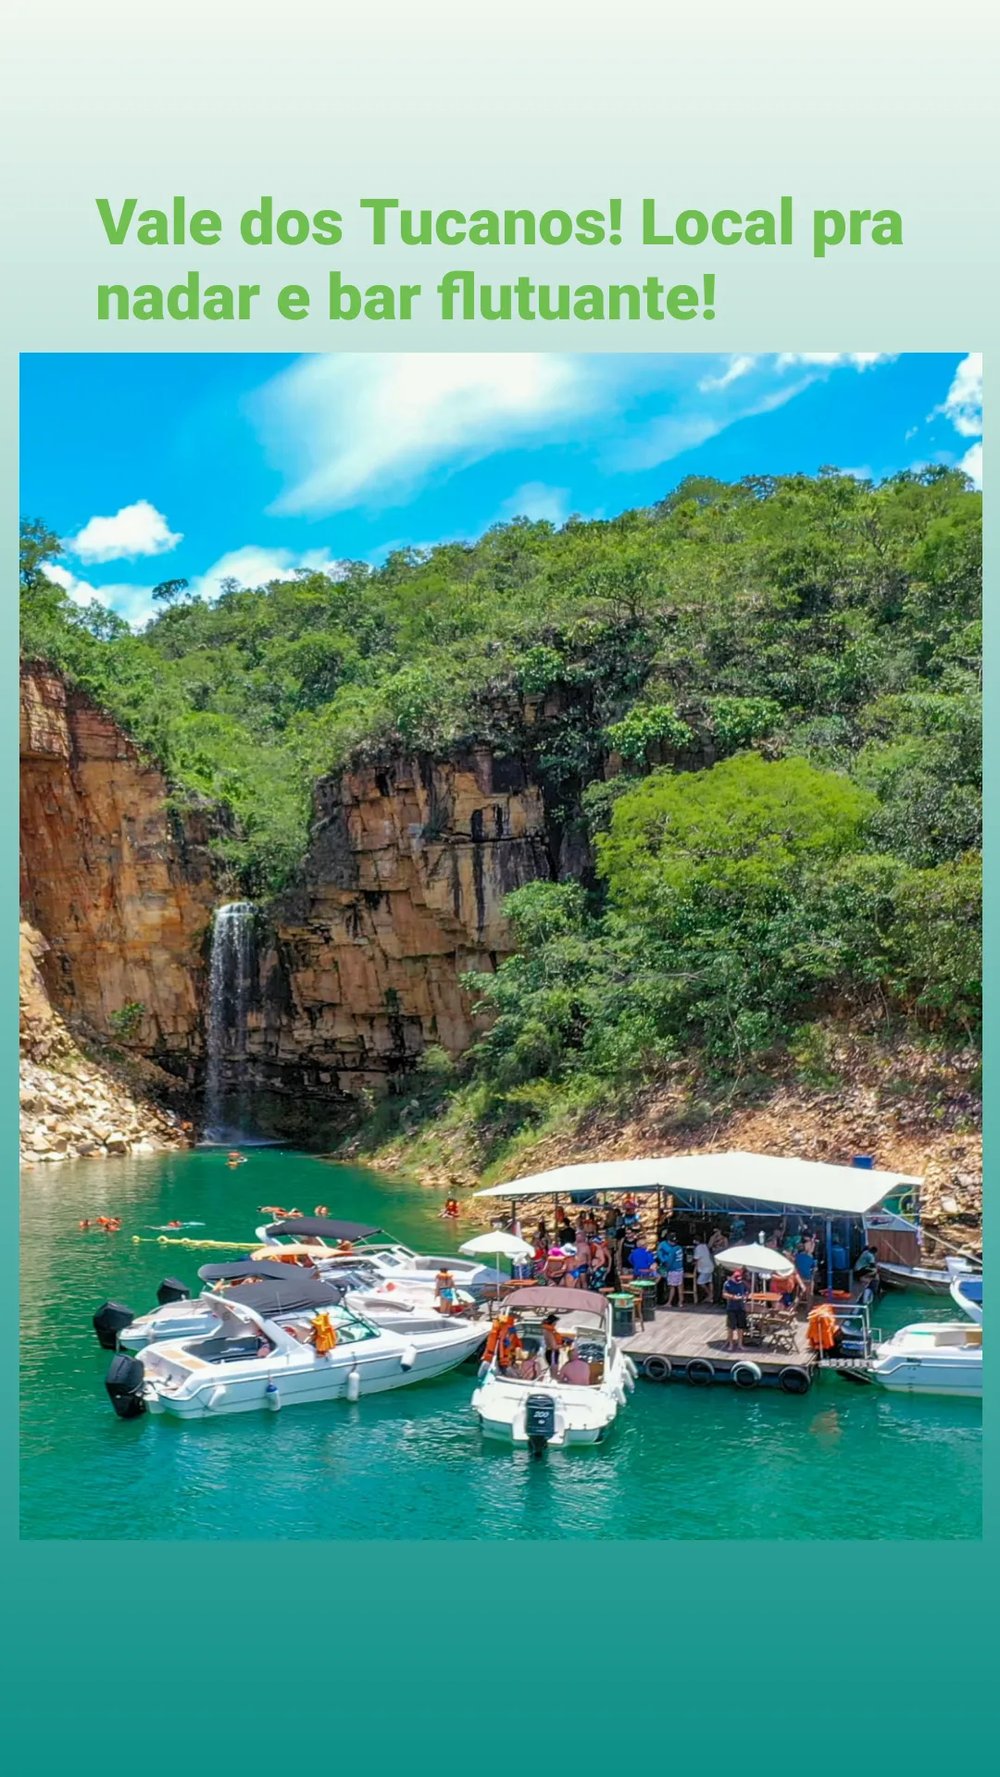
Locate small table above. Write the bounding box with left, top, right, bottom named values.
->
left=745, top=1293, right=781, bottom=1342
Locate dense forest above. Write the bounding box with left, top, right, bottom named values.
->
left=21, top=467, right=982, bottom=1166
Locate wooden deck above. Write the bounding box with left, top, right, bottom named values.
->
left=621, top=1303, right=817, bottom=1389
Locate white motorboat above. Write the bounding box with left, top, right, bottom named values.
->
left=104, top=1273, right=486, bottom=1420
left=470, top=1286, right=636, bottom=1453
left=877, top=1257, right=981, bottom=1295
left=254, top=1215, right=506, bottom=1298
left=868, top=1320, right=982, bottom=1397
left=950, top=1274, right=982, bottom=1323
left=865, top=1206, right=981, bottom=1295
left=102, top=1259, right=477, bottom=1353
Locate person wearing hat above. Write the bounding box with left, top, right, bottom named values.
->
left=723, top=1267, right=750, bottom=1351
left=543, top=1246, right=569, bottom=1286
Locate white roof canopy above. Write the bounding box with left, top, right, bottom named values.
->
left=473, top=1152, right=921, bottom=1218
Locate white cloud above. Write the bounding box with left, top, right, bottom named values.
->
left=254, top=353, right=595, bottom=517
left=610, top=376, right=813, bottom=475
left=698, top=354, right=757, bottom=392
left=776, top=353, right=893, bottom=371
left=935, top=352, right=982, bottom=439
left=497, top=481, right=570, bottom=525
left=67, top=499, right=182, bottom=564
left=48, top=545, right=345, bottom=630
left=45, top=562, right=161, bottom=629
left=187, top=545, right=342, bottom=601
left=925, top=354, right=983, bottom=486
left=959, top=441, right=983, bottom=488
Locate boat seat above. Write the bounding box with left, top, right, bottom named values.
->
left=186, top=1335, right=261, bottom=1362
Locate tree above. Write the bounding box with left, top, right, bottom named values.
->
left=597, top=753, right=873, bottom=919
left=152, top=577, right=189, bottom=604
left=20, top=517, right=62, bottom=589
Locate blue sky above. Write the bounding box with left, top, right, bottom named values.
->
left=20, top=351, right=982, bottom=628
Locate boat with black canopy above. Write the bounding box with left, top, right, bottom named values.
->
left=253, top=1214, right=506, bottom=1297
left=101, top=1253, right=480, bottom=1353
left=104, top=1269, right=488, bottom=1420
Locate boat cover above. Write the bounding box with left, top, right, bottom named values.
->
left=504, top=1285, right=609, bottom=1318
left=198, top=1259, right=295, bottom=1284
left=264, top=1216, right=383, bottom=1240
left=225, top=1275, right=347, bottom=1316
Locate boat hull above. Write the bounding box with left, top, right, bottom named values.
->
left=471, top=1355, right=634, bottom=1449
left=144, top=1328, right=486, bottom=1419
left=869, top=1321, right=982, bottom=1398
left=878, top=1264, right=973, bottom=1295
left=870, top=1361, right=982, bottom=1398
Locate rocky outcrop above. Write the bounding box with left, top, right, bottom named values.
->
left=19, top=666, right=219, bottom=1077
left=19, top=667, right=558, bottom=1118
left=249, top=750, right=552, bottom=1101
left=20, top=923, right=189, bottom=1163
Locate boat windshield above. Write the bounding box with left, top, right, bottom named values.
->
left=277, top=1308, right=380, bottom=1345
left=495, top=1310, right=608, bottom=1386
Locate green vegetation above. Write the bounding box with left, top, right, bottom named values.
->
left=107, top=1000, right=146, bottom=1043
left=21, top=467, right=981, bottom=1160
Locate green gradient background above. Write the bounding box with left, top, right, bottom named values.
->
left=1, top=1, right=994, bottom=1765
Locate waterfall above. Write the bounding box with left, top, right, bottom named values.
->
left=203, top=901, right=256, bottom=1142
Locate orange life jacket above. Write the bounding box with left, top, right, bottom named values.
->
left=807, top=1305, right=839, bottom=1351
left=310, top=1311, right=339, bottom=1355
left=483, top=1318, right=520, bottom=1367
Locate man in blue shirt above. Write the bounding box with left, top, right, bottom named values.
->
left=657, top=1234, right=684, bottom=1308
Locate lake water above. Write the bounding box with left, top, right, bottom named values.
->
left=20, top=1147, right=982, bottom=1539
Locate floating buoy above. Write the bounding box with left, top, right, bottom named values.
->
left=686, top=1358, right=715, bottom=1386
left=731, top=1361, right=762, bottom=1390
left=779, top=1365, right=811, bottom=1395
left=265, top=1380, right=281, bottom=1411
left=346, top=1366, right=361, bottom=1402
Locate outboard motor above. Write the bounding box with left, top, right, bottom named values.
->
left=156, top=1277, right=190, bottom=1305
left=105, top=1353, right=147, bottom=1419
left=525, top=1393, right=556, bottom=1459
left=93, top=1301, right=136, bottom=1351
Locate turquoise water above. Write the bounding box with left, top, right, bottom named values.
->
left=20, top=1148, right=982, bottom=1539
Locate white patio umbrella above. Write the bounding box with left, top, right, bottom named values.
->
left=715, top=1244, right=795, bottom=1277
left=459, top=1231, right=534, bottom=1262
left=459, top=1229, right=535, bottom=1303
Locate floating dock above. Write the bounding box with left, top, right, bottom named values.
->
left=620, top=1303, right=818, bottom=1391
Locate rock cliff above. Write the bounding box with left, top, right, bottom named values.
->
left=20, top=668, right=557, bottom=1120
left=19, top=922, right=188, bottom=1163
left=249, top=749, right=552, bottom=1102
left=19, top=666, right=219, bottom=1077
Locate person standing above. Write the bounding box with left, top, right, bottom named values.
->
left=541, top=1313, right=569, bottom=1374
left=708, top=1226, right=728, bottom=1302
left=657, top=1232, right=684, bottom=1308
left=693, top=1237, right=715, bottom=1304
left=723, top=1268, right=750, bottom=1352
left=795, top=1240, right=817, bottom=1304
